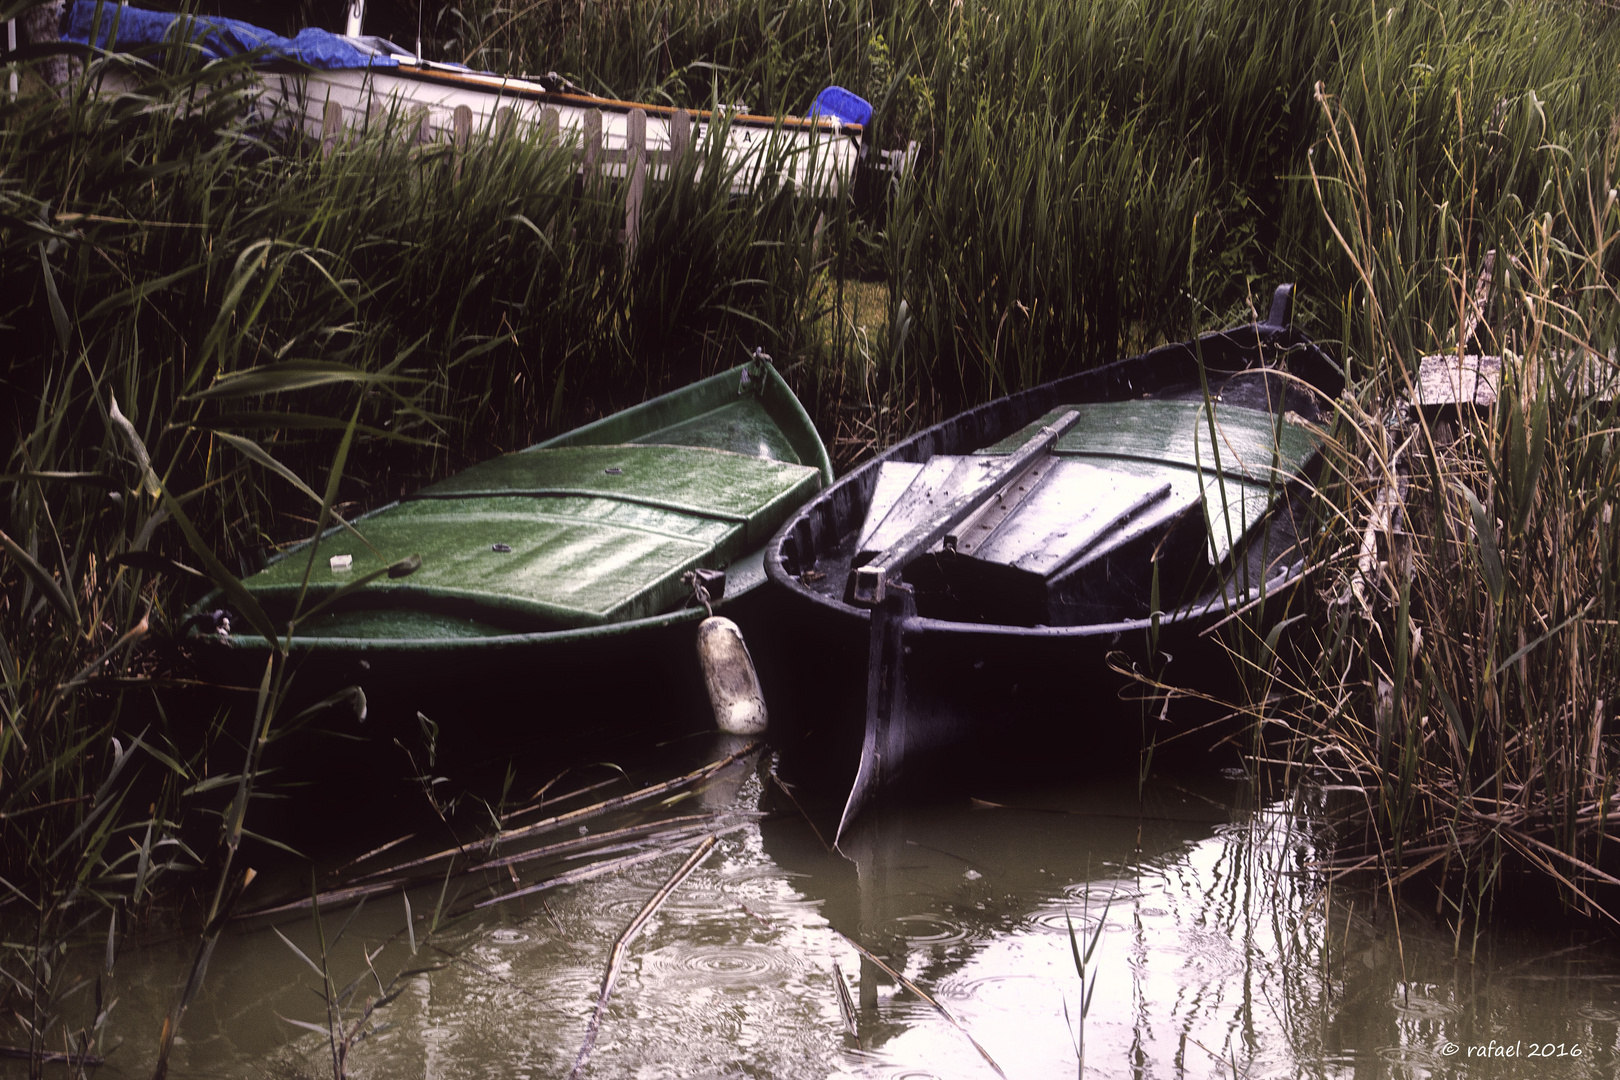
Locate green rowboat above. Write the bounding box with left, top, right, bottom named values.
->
left=191, top=360, right=831, bottom=691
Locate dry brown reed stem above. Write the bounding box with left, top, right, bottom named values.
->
left=244, top=812, right=739, bottom=917
left=347, top=741, right=759, bottom=884
left=0, top=1046, right=104, bottom=1066
left=835, top=931, right=1008, bottom=1079
left=472, top=829, right=737, bottom=912
left=567, top=835, right=718, bottom=1080
left=831, top=960, right=859, bottom=1039
left=768, top=755, right=833, bottom=852
left=502, top=774, right=626, bottom=823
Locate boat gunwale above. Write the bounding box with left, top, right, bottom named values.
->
left=277, top=62, right=865, bottom=138
left=763, top=317, right=1344, bottom=638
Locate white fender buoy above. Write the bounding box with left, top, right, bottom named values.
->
left=696, top=616, right=767, bottom=734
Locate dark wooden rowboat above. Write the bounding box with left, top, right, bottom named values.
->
left=760, top=286, right=1343, bottom=837
left=189, top=360, right=832, bottom=727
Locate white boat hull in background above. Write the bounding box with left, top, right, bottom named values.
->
left=268, top=64, right=865, bottom=195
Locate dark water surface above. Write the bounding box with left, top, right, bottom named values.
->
left=45, top=742, right=1620, bottom=1079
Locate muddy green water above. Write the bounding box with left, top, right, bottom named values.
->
left=40, top=745, right=1620, bottom=1079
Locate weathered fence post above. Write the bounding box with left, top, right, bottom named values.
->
left=541, top=106, right=561, bottom=147
left=583, top=109, right=603, bottom=183
left=452, top=104, right=472, bottom=181
left=321, top=100, right=344, bottom=156
left=624, top=108, right=647, bottom=259
left=495, top=106, right=516, bottom=142
left=409, top=105, right=430, bottom=146
left=18, top=2, right=68, bottom=88
left=671, top=109, right=692, bottom=167
left=6, top=19, right=17, bottom=101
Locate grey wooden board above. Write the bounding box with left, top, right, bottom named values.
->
left=854, top=454, right=1009, bottom=558
left=1409, top=354, right=1500, bottom=407
left=947, top=453, right=1064, bottom=555
left=969, top=459, right=1174, bottom=576
left=853, top=399, right=1308, bottom=592
left=858, top=461, right=925, bottom=551
left=1408, top=350, right=1620, bottom=410
left=857, top=452, right=1291, bottom=581
left=957, top=456, right=1283, bottom=581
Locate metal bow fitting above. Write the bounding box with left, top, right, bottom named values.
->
left=682, top=568, right=727, bottom=616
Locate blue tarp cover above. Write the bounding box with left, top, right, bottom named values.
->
left=807, top=86, right=872, bottom=128
left=63, top=1, right=400, bottom=69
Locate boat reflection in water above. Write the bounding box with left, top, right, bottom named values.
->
left=764, top=776, right=1620, bottom=1079
left=763, top=774, right=1319, bottom=1077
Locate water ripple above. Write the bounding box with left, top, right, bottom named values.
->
left=640, top=943, right=806, bottom=988
left=889, top=913, right=973, bottom=947
left=1375, top=1043, right=1443, bottom=1076
left=1022, top=907, right=1109, bottom=935
left=1389, top=983, right=1458, bottom=1020
left=935, top=971, right=1043, bottom=1004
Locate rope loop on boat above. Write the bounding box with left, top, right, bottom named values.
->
left=683, top=570, right=715, bottom=617
left=740, top=347, right=772, bottom=397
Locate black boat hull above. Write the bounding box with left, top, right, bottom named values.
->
left=761, top=293, right=1343, bottom=828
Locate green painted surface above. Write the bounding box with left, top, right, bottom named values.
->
left=229, top=363, right=828, bottom=642
left=291, top=606, right=515, bottom=641
left=536, top=362, right=834, bottom=488
left=630, top=396, right=802, bottom=462
left=978, top=400, right=1320, bottom=567
left=246, top=496, right=745, bottom=626
left=1199, top=475, right=1284, bottom=566
left=416, top=444, right=817, bottom=537
left=979, top=401, right=1318, bottom=482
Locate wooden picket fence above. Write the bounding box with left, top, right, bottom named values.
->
left=320, top=100, right=702, bottom=259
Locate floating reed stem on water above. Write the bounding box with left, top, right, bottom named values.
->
left=567, top=835, right=719, bottom=1080
left=241, top=742, right=761, bottom=917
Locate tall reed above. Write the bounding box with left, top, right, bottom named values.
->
left=1, top=21, right=831, bottom=1063
left=1244, top=1, right=1620, bottom=924
left=447, top=0, right=1620, bottom=426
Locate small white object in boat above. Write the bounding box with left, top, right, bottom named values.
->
left=329, top=554, right=354, bottom=571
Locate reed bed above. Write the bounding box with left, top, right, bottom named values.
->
left=1, top=29, right=827, bottom=1066
left=1239, top=8, right=1620, bottom=927
left=4, top=0, right=1620, bottom=1067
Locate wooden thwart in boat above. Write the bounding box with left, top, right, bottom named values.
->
left=850, top=411, right=1080, bottom=604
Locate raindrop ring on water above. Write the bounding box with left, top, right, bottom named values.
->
left=640, top=944, right=804, bottom=987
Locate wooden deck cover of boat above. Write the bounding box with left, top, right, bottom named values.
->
left=855, top=398, right=1321, bottom=619
left=976, top=399, right=1320, bottom=562
left=240, top=387, right=822, bottom=634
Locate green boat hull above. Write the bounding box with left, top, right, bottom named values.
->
left=189, top=362, right=832, bottom=704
